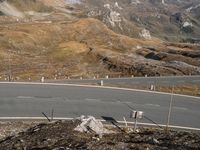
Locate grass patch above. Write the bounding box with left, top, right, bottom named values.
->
left=8, top=0, right=53, bottom=12
left=52, top=41, right=88, bottom=62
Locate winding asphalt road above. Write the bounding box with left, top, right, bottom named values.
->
left=0, top=82, right=200, bottom=129
left=49, top=75, right=200, bottom=86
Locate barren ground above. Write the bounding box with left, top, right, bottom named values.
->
left=0, top=120, right=200, bottom=150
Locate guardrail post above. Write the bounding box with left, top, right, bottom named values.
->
left=166, top=85, right=174, bottom=132
left=100, top=80, right=104, bottom=86
left=41, top=76, right=44, bottom=83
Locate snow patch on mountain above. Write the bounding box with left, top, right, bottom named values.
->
left=183, top=21, right=193, bottom=27
left=114, top=2, right=122, bottom=10
left=186, top=3, right=200, bottom=12
left=104, top=4, right=111, bottom=10
left=108, top=11, right=121, bottom=27
left=139, top=29, right=151, bottom=40
left=131, top=0, right=140, bottom=5
left=87, top=10, right=102, bottom=17
left=65, top=0, right=81, bottom=4
left=102, top=3, right=122, bottom=28
left=87, top=2, right=123, bottom=29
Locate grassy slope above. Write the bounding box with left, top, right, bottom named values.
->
left=0, top=1, right=199, bottom=80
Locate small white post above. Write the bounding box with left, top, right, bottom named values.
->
left=41, top=76, right=44, bottom=83
left=100, top=80, right=104, bottom=86
left=150, top=84, right=155, bottom=91
left=166, top=85, right=174, bottom=131
left=130, top=110, right=144, bottom=131
left=123, top=117, right=128, bottom=127
left=134, top=118, right=137, bottom=131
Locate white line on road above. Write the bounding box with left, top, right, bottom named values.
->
left=172, top=106, right=188, bottom=111
left=84, top=98, right=101, bottom=102
left=0, top=117, right=200, bottom=131
left=17, top=96, right=33, bottom=99
left=145, top=103, right=160, bottom=107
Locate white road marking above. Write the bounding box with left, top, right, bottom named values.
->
left=17, top=96, right=33, bottom=99
left=145, top=103, right=160, bottom=107
left=85, top=98, right=101, bottom=102
left=173, top=106, right=188, bottom=111
left=0, top=117, right=200, bottom=131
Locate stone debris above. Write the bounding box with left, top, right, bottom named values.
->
left=74, top=115, right=113, bottom=137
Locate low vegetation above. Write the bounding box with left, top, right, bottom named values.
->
left=0, top=0, right=199, bottom=81
left=0, top=120, right=199, bottom=150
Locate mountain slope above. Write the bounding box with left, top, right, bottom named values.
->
left=77, top=0, right=200, bottom=43
left=0, top=0, right=199, bottom=80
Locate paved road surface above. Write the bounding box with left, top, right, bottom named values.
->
left=0, top=82, right=200, bottom=129
left=48, top=76, right=200, bottom=86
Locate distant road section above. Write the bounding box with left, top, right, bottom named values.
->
left=0, top=82, right=200, bottom=129
left=49, top=75, right=200, bottom=86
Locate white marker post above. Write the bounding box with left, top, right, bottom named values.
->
left=130, top=110, right=144, bottom=131
left=41, top=77, right=44, bottom=83
left=100, top=80, right=104, bottom=86
left=166, top=85, right=174, bottom=132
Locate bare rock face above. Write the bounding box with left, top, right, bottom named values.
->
left=77, top=0, right=200, bottom=43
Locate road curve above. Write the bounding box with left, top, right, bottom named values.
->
left=48, top=75, right=200, bottom=86
left=0, top=82, right=200, bottom=129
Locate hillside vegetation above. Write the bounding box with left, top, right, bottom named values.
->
left=0, top=0, right=199, bottom=80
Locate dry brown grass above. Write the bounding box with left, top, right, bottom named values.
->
left=9, top=0, right=52, bottom=12
left=0, top=16, right=199, bottom=80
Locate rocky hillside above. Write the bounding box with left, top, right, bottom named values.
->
left=78, top=0, right=200, bottom=43
left=0, top=0, right=199, bottom=80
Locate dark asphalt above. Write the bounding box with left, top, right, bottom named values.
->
left=0, top=83, right=200, bottom=129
